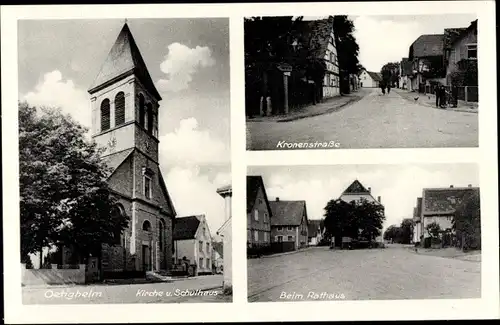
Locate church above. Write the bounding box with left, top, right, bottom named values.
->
left=85, top=22, right=176, bottom=278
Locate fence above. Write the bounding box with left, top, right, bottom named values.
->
left=422, top=85, right=478, bottom=103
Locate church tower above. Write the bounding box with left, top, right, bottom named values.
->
left=88, top=22, right=175, bottom=273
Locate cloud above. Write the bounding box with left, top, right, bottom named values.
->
left=156, top=43, right=216, bottom=92
left=23, top=70, right=90, bottom=128
left=164, top=166, right=231, bottom=235
left=159, top=117, right=230, bottom=166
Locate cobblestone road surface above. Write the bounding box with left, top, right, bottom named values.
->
left=247, top=88, right=478, bottom=150
left=247, top=246, right=481, bottom=302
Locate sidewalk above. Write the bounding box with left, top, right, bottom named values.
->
left=247, top=90, right=365, bottom=123
left=261, top=246, right=315, bottom=259
left=394, top=88, right=478, bottom=113
left=409, top=246, right=481, bottom=262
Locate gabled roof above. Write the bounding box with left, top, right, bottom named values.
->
left=422, top=187, right=479, bottom=216
left=88, top=23, right=161, bottom=100
left=173, top=215, right=202, bottom=240
left=343, top=180, right=370, bottom=194
left=308, top=219, right=322, bottom=237
left=159, top=170, right=177, bottom=217
left=246, top=176, right=272, bottom=214
left=270, top=200, right=307, bottom=226
left=365, top=71, right=382, bottom=82
left=340, top=180, right=381, bottom=205
left=410, top=34, right=444, bottom=58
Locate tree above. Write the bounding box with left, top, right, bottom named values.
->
left=400, top=218, right=414, bottom=244
left=324, top=198, right=385, bottom=246
left=453, top=191, right=480, bottom=251
left=425, top=222, right=442, bottom=246
left=332, top=16, right=362, bottom=94
left=383, top=225, right=399, bottom=242
left=19, top=102, right=129, bottom=265
left=381, top=62, right=400, bottom=87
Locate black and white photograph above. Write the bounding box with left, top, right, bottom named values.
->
left=247, top=164, right=481, bottom=302
left=245, top=14, right=479, bottom=150
left=17, top=18, right=232, bottom=304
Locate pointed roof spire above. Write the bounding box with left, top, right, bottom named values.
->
left=88, top=22, right=161, bottom=100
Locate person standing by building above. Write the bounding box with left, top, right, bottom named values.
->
left=434, top=83, right=441, bottom=107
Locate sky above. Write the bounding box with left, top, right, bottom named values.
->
left=18, top=18, right=230, bottom=237
left=304, top=14, right=477, bottom=72
left=247, top=164, right=479, bottom=231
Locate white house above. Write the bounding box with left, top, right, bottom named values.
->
left=359, top=69, right=382, bottom=88
left=173, top=214, right=213, bottom=275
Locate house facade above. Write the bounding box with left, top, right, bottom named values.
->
left=269, top=198, right=309, bottom=252
left=412, top=197, right=423, bottom=244
left=399, top=58, right=412, bottom=90
left=444, top=20, right=478, bottom=86
left=79, top=23, right=176, bottom=279
left=308, top=219, right=323, bottom=246
left=216, top=184, right=232, bottom=292
left=408, top=34, right=446, bottom=92
left=359, top=69, right=382, bottom=88
left=212, top=241, right=223, bottom=274
left=246, top=176, right=273, bottom=249
left=172, top=215, right=213, bottom=275
left=315, top=20, right=341, bottom=98
left=416, top=185, right=479, bottom=246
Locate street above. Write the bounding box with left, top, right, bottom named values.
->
left=247, top=246, right=481, bottom=302
left=22, top=274, right=231, bottom=304
left=246, top=88, right=478, bottom=150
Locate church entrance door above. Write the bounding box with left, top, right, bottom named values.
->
left=142, top=245, right=151, bottom=271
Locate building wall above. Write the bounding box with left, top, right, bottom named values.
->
left=359, top=70, right=378, bottom=88
left=271, top=226, right=298, bottom=250
left=446, top=29, right=478, bottom=84
left=299, top=213, right=308, bottom=248
left=422, top=215, right=453, bottom=238
left=413, top=221, right=422, bottom=243
left=173, top=239, right=195, bottom=264
left=247, top=186, right=271, bottom=247
left=322, top=33, right=340, bottom=98
left=194, top=218, right=213, bottom=274
left=223, top=219, right=232, bottom=290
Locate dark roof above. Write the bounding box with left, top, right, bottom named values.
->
left=246, top=176, right=272, bottom=214
left=302, top=18, right=333, bottom=59
left=366, top=71, right=382, bottom=82
left=173, top=215, right=201, bottom=240
left=89, top=23, right=161, bottom=100
left=212, top=241, right=223, bottom=258
left=308, top=219, right=322, bottom=237
left=422, top=187, right=479, bottom=215
left=343, top=180, right=370, bottom=194
left=270, top=200, right=307, bottom=226
left=410, top=34, right=444, bottom=58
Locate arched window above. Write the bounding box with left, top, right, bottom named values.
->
left=142, top=220, right=152, bottom=231
left=101, top=99, right=110, bottom=131
left=159, top=219, right=165, bottom=250
left=115, top=92, right=125, bottom=126
left=139, top=94, right=145, bottom=128
left=147, top=103, right=153, bottom=134
left=153, top=114, right=158, bottom=137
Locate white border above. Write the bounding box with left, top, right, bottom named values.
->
left=2, top=1, right=499, bottom=323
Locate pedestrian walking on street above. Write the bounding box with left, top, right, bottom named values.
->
left=434, top=83, right=441, bottom=107
left=439, top=85, right=447, bottom=108
left=380, top=82, right=386, bottom=95
left=451, top=84, right=459, bottom=107
left=387, top=83, right=391, bottom=94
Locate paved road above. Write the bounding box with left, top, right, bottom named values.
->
left=22, top=274, right=230, bottom=304
left=247, top=88, right=478, bottom=150
left=247, top=246, right=481, bottom=302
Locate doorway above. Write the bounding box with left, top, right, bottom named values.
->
left=142, top=245, right=151, bottom=271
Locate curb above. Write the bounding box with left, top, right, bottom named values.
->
left=261, top=247, right=314, bottom=259
left=276, top=96, right=362, bottom=123
left=395, top=91, right=478, bottom=114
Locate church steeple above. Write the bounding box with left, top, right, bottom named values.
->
left=88, top=22, right=161, bottom=101
left=88, top=22, right=161, bottom=162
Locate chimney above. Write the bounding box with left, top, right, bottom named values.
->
left=468, top=184, right=472, bottom=187
left=368, top=187, right=371, bottom=193
left=276, top=197, right=280, bottom=202
left=450, top=185, right=454, bottom=188
left=377, top=196, right=381, bottom=203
